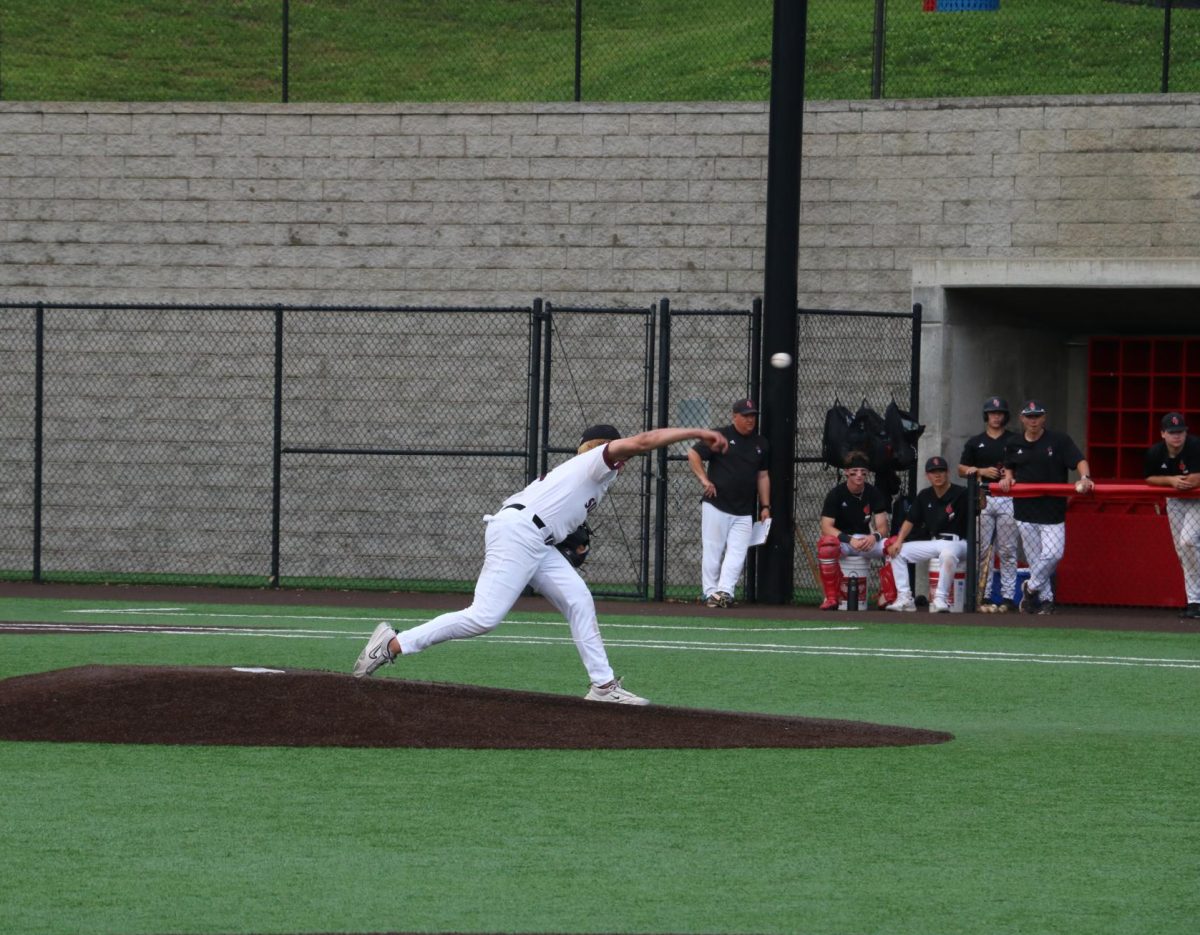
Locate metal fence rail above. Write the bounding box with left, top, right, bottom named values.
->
left=1, top=1, right=1197, bottom=104
left=0, top=297, right=919, bottom=602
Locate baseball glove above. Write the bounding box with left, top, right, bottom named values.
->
left=557, top=522, right=591, bottom=568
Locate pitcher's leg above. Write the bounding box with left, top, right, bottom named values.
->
left=396, top=519, right=539, bottom=655
left=532, top=551, right=615, bottom=686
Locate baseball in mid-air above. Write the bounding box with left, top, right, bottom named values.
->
left=769, top=352, right=792, bottom=369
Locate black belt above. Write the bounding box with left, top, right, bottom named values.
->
left=502, top=503, right=554, bottom=543
left=936, top=533, right=961, bottom=541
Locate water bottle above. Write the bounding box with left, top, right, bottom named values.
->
left=847, top=576, right=859, bottom=611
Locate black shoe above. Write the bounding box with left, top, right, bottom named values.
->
left=1181, top=603, right=1200, bottom=620
left=1000, top=600, right=1018, bottom=614
left=1019, top=581, right=1040, bottom=614
left=1037, top=601, right=1055, bottom=616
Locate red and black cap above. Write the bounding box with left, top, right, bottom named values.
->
left=1161, top=412, right=1188, bottom=432
left=732, top=398, right=758, bottom=415
left=924, top=455, right=949, bottom=472
left=1020, top=399, right=1046, bottom=416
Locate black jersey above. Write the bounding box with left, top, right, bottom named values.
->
left=905, top=484, right=968, bottom=539
left=1144, top=435, right=1200, bottom=478
left=1004, top=429, right=1084, bottom=524
left=820, top=482, right=889, bottom=536
left=692, top=424, right=769, bottom=516
left=959, top=430, right=1013, bottom=478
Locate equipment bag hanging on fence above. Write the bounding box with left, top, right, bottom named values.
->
left=821, top=400, right=869, bottom=469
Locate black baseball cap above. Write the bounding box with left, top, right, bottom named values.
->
left=732, top=398, right=758, bottom=415
left=580, top=424, right=621, bottom=444
left=1020, top=399, right=1046, bottom=416
left=1161, top=412, right=1188, bottom=432
left=924, top=456, right=949, bottom=472
left=983, top=396, right=1009, bottom=414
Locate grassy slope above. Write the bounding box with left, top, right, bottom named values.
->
left=1, top=597, right=1197, bottom=934
left=2, top=0, right=1198, bottom=102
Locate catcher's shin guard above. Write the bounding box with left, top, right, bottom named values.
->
left=878, top=536, right=899, bottom=605
left=817, top=535, right=843, bottom=609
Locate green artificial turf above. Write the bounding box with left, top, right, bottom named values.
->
left=1, top=596, right=1198, bottom=934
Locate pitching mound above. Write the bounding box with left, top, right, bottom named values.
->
left=0, top=665, right=952, bottom=749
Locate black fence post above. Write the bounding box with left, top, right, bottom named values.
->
left=574, top=0, right=583, bottom=102
left=639, top=301, right=657, bottom=599
left=527, top=298, right=545, bottom=484
left=32, top=303, right=44, bottom=582
left=282, top=0, right=290, bottom=103
left=269, top=305, right=284, bottom=586
left=908, top=302, right=922, bottom=497
left=653, top=297, right=672, bottom=601
left=539, top=303, right=554, bottom=477
left=871, top=0, right=886, bottom=99
left=746, top=297, right=763, bottom=602
left=1162, top=0, right=1174, bottom=94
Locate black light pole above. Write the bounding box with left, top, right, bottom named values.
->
left=758, top=0, right=808, bottom=604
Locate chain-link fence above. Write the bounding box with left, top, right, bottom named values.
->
left=2, top=1, right=1198, bottom=104
left=1, top=298, right=921, bottom=604
left=792, top=308, right=921, bottom=606
left=542, top=303, right=658, bottom=599
left=660, top=304, right=758, bottom=603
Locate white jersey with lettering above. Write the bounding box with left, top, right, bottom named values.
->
left=503, top=443, right=622, bottom=543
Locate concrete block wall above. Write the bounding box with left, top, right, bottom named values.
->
left=3, top=95, right=1198, bottom=310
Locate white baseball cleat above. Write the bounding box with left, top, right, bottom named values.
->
left=584, top=677, right=650, bottom=705
left=353, top=622, right=397, bottom=678
left=885, top=596, right=916, bottom=612
left=930, top=597, right=951, bottom=613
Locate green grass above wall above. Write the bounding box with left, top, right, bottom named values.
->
left=2, top=0, right=1198, bottom=103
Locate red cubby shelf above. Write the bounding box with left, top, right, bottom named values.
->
left=1087, top=336, right=1200, bottom=481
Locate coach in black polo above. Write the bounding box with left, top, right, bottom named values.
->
left=999, top=399, right=1093, bottom=615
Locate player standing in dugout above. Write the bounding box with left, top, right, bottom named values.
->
left=958, top=396, right=1019, bottom=612
left=1144, top=411, right=1200, bottom=619
left=998, top=399, right=1093, bottom=615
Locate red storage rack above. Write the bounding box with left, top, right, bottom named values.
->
left=1086, top=336, right=1200, bottom=481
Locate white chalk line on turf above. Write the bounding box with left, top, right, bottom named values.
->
left=7, top=621, right=1199, bottom=669
left=63, top=607, right=859, bottom=634
left=479, top=634, right=1200, bottom=669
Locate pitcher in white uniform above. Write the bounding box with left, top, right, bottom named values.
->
left=353, top=423, right=729, bottom=703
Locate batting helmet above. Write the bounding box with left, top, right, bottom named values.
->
left=982, top=396, right=1010, bottom=425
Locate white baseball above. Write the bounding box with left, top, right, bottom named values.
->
left=1075, top=480, right=1086, bottom=493
left=769, top=352, right=792, bottom=369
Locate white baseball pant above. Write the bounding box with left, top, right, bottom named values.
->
left=700, top=501, right=753, bottom=599
left=1015, top=521, right=1065, bottom=602
left=889, top=538, right=968, bottom=601
left=394, top=509, right=615, bottom=685
left=980, top=493, right=1019, bottom=602
left=1166, top=498, right=1200, bottom=604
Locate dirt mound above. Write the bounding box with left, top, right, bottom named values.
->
left=0, top=665, right=953, bottom=749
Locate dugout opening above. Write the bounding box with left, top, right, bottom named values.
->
left=911, top=258, right=1200, bottom=608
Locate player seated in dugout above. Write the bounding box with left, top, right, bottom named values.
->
left=884, top=456, right=968, bottom=614
left=817, top=455, right=897, bottom=610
